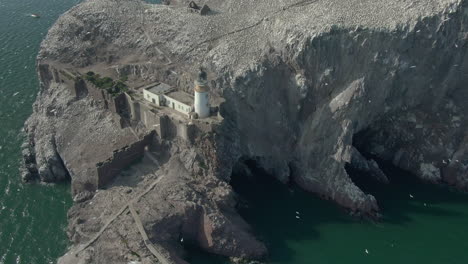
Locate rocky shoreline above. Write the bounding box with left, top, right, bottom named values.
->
left=22, top=0, right=468, bottom=263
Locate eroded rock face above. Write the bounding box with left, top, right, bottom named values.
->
left=23, top=0, right=468, bottom=262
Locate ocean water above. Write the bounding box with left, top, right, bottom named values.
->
left=1, top=1, right=468, bottom=264
left=0, top=0, right=79, bottom=263
left=188, top=163, right=468, bottom=264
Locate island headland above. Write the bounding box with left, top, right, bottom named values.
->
left=20, top=0, right=468, bottom=263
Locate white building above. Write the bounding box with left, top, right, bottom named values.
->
left=142, top=69, right=211, bottom=119
left=143, top=83, right=171, bottom=106
left=143, top=83, right=193, bottom=116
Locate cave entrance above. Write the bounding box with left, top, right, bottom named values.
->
left=348, top=128, right=428, bottom=199
left=348, top=128, right=462, bottom=221
left=230, top=159, right=283, bottom=198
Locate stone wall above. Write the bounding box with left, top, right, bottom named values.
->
left=159, top=115, right=190, bottom=141
left=78, top=78, right=127, bottom=116
left=50, top=68, right=129, bottom=120
left=96, top=131, right=155, bottom=188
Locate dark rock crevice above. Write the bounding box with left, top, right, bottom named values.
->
left=353, top=106, right=468, bottom=190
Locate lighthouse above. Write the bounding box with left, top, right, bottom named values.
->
left=194, top=68, right=210, bottom=118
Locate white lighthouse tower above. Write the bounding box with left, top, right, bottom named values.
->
left=194, top=68, right=210, bottom=118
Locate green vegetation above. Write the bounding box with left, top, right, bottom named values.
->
left=119, top=74, right=128, bottom=82
left=85, top=71, right=129, bottom=96
left=198, top=160, right=208, bottom=170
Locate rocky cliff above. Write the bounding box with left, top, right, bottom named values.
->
left=23, top=0, right=468, bottom=263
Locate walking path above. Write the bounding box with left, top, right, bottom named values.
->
left=129, top=203, right=175, bottom=264
left=73, top=168, right=163, bottom=255
left=73, top=151, right=168, bottom=263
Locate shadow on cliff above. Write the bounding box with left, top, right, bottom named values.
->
left=347, top=160, right=468, bottom=226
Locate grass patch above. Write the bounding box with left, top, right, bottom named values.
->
left=85, top=71, right=129, bottom=96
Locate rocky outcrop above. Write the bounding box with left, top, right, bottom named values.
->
left=23, top=0, right=468, bottom=263
left=349, top=146, right=389, bottom=184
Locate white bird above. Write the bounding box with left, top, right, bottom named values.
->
left=180, top=237, right=184, bottom=243
left=296, top=215, right=300, bottom=219
left=409, top=194, right=414, bottom=199
left=296, top=211, right=300, bottom=215
left=423, top=203, right=427, bottom=207
left=13, top=92, right=19, bottom=97
left=365, top=249, right=369, bottom=254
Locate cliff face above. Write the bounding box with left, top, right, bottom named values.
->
left=219, top=5, right=468, bottom=213
left=24, top=0, right=468, bottom=263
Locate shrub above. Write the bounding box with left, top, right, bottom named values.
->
left=85, top=72, right=129, bottom=96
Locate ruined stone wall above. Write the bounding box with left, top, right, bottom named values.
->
left=39, top=66, right=77, bottom=98
left=125, top=93, right=142, bottom=121
left=96, top=131, right=155, bottom=188
left=79, top=79, right=127, bottom=115
left=159, top=115, right=192, bottom=141
left=50, top=69, right=129, bottom=118
left=125, top=94, right=160, bottom=126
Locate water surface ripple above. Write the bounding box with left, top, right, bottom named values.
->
left=0, top=1, right=79, bottom=263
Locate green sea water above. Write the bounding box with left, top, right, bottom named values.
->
left=188, top=163, right=468, bottom=264
left=0, top=0, right=79, bottom=263
left=1, top=1, right=468, bottom=264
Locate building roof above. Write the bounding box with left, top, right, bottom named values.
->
left=165, top=91, right=194, bottom=105
left=145, top=83, right=172, bottom=95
